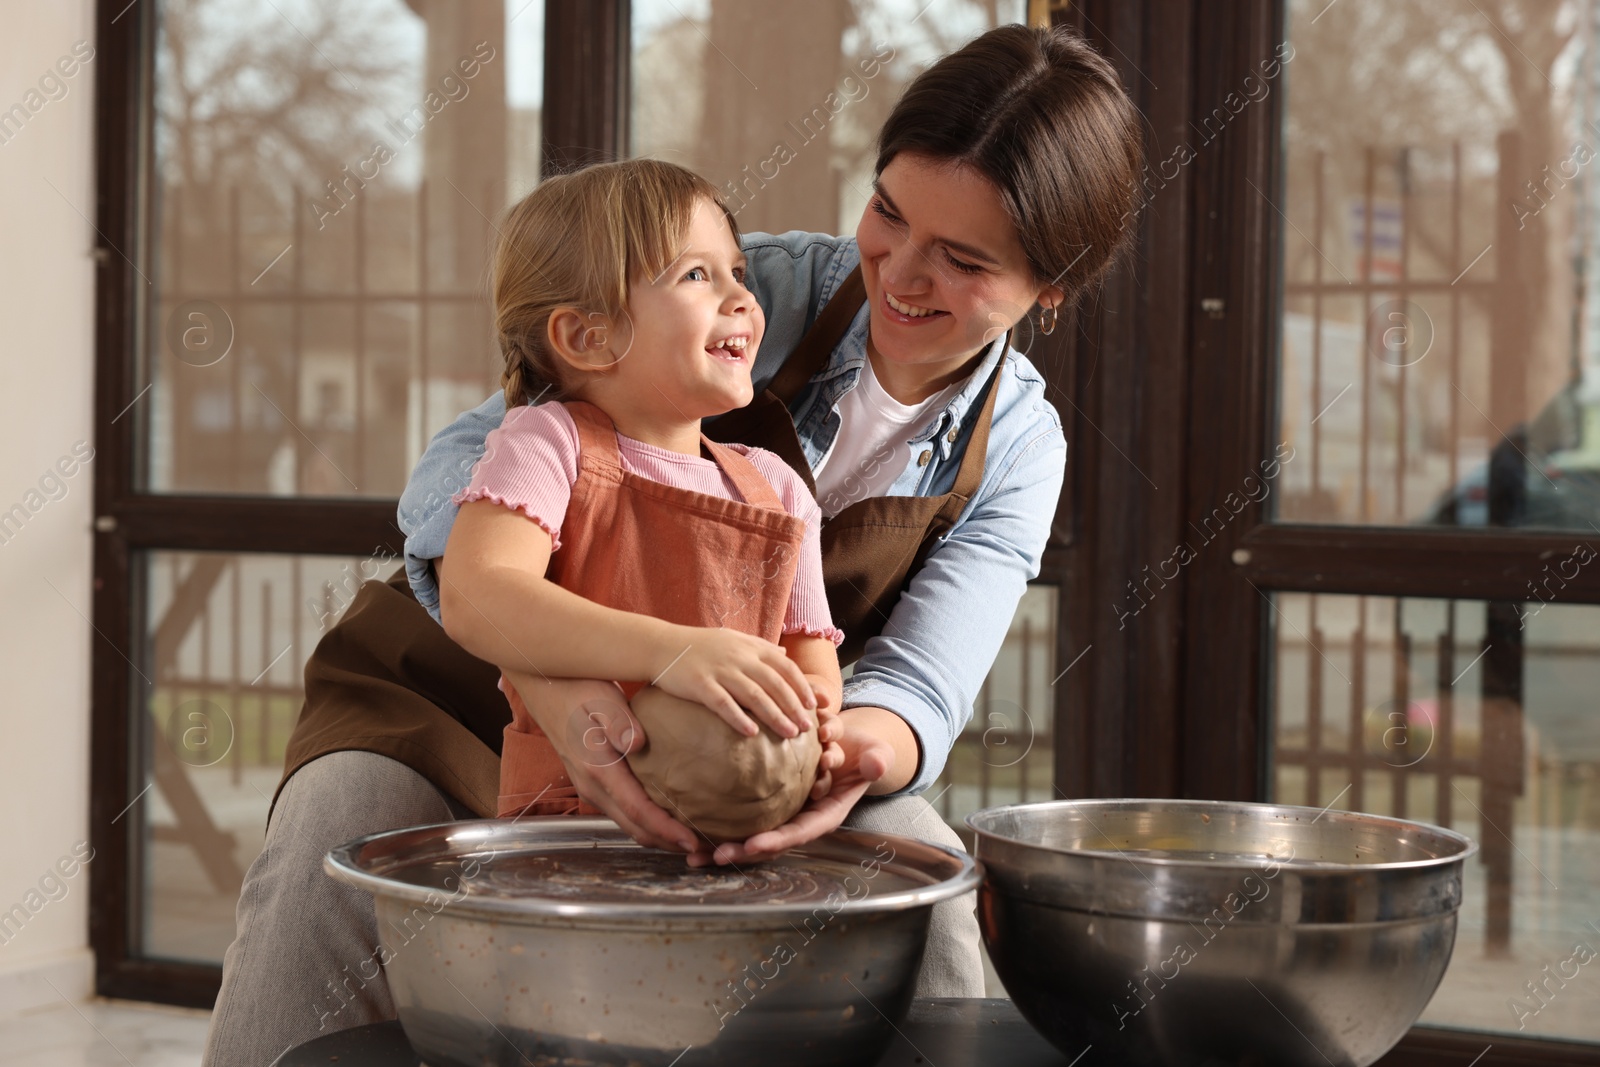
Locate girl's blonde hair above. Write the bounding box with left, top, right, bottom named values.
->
left=493, top=159, right=740, bottom=407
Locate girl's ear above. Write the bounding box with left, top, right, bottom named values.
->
left=1036, top=283, right=1065, bottom=314
left=546, top=307, right=623, bottom=376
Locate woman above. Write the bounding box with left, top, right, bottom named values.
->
left=202, top=23, right=1141, bottom=1067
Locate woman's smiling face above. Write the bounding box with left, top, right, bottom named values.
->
left=855, top=151, right=1063, bottom=384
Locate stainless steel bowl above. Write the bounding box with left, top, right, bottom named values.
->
left=968, top=799, right=1477, bottom=1067
left=325, top=817, right=980, bottom=1067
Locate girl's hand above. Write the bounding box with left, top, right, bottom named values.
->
left=502, top=672, right=712, bottom=859
left=652, top=627, right=818, bottom=739
left=692, top=710, right=894, bottom=867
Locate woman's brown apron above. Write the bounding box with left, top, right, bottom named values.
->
left=496, top=400, right=804, bottom=818
left=279, top=267, right=1004, bottom=817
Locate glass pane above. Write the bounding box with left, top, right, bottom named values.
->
left=927, top=583, right=1058, bottom=832
left=1269, top=591, right=1600, bottom=1045
left=1274, top=0, right=1600, bottom=530
left=142, top=0, right=544, bottom=497
left=630, top=0, right=1026, bottom=236
left=135, top=549, right=392, bottom=963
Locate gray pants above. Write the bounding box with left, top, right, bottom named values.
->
left=201, top=750, right=982, bottom=1067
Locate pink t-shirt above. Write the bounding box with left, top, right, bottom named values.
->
left=454, top=403, right=843, bottom=647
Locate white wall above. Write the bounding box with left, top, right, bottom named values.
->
left=0, top=0, right=101, bottom=1013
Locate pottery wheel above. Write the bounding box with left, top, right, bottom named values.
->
left=454, top=847, right=893, bottom=905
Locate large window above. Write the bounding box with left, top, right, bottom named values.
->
left=95, top=0, right=545, bottom=1002
left=1265, top=0, right=1600, bottom=1047
left=1043, top=2, right=1600, bottom=1063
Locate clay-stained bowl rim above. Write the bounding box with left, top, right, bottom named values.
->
left=325, top=816, right=981, bottom=922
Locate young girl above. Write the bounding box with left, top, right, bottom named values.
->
left=435, top=159, right=845, bottom=822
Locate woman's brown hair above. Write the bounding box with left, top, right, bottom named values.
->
left=493, top=159, right=739, bottom=407
left=875, top=24, right=1143, bottom=308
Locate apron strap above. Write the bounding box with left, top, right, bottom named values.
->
left=564, top=399, right=786, bottom=513
left=700, top=437, right=785, bottom=511
left=767, top=266, right=867, bottom=405
left=563, top=400, right=626, bottom=476
left=929, top=344, right=1009, bottom=534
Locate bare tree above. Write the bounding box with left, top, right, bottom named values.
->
left=1284, top=0, right=1581, bottom=435
left=155, top=0, right=416, bottom=279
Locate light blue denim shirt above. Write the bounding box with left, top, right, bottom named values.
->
left=399, top=231, right=1066, bottom=795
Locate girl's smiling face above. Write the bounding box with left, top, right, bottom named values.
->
left=598, top=199, right=765, bottom=424
left=856, top=152, right=1064, bottom=394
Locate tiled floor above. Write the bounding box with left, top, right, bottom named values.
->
left=0, top=964, right=998, bottom=1067
left=0, top=999, right=210, bottom=1067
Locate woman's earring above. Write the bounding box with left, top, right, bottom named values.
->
left=1037, top=303, right=1059, bottom=336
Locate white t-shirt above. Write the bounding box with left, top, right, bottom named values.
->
left=813, top=354, right=962, bottom=519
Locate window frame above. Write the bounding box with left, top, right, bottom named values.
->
left=91, top=4, right=1600, bottom=1062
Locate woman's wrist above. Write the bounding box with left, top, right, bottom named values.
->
left=840, top=705, right=920, bottom=795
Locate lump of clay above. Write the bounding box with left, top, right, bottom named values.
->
left=626, top=684, right=821, bottom=844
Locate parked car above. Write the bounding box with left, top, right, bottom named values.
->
left=1423, top=377, right=1600, bottom=530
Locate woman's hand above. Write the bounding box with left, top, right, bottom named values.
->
left=806, top=673, right=844, bottom=800
left=651, top=627, right=818, bottom=739
left=501, top=671, right=711, bottom=858
left=691, top=709, right=895, bottom=867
